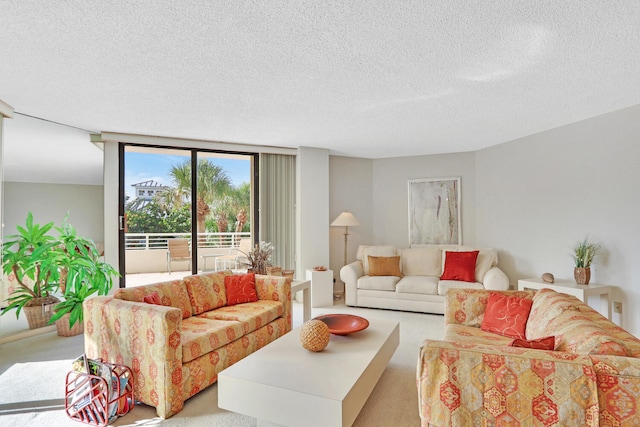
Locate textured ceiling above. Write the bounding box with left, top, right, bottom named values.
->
left=1, top=1, right=640, bottom=184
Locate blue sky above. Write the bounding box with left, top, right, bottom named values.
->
left=125, top=152, right=251, bottom=199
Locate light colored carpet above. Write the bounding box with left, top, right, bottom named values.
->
left=0, top=301, right=444, bottom=426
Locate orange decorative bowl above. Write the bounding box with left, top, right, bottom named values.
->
left=313, top=266, right=327, bottom=271
left=313, top=314, right=369, bottom=335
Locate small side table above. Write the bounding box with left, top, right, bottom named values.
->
left=518, top=277, right=614, bottom=320
left=201, top=254, right=221, bottom=272
left=305, top=269, right=334, bottom=308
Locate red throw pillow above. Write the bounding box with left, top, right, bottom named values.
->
left=143, top=291, right=162, bottom=305
left=481, top=292, right=533, bottom=339
left=511, top=336, right=555, bottom=351
left=440, top=251, right=479, bottom=282
left=225, top=273, right=258, bottom=306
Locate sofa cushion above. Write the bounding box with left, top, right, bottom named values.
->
left=556, top=323, right=630, bottom=356
left=181, top=317, right=245, bottom=363
left=184, top=271, right=230, bottom=315
left=443, top=324, right=513, bottom=346
left=526, top=289, right=579, bottom=340
left=368, top=255, right=402, bottom=277
left=362, top=246, right=397, bottom=275
left=441, top=251, right=479, bottom=282
left=200, top=300, right=284, bottom=336
left=143, top=291, right=162, bottom=305
left=225, top=273, right=259, bottom=306
left=357, top=276, right=400, bottom=291
left=400, top=247, right=442, bottom=276
left=481, top=292, right=533, bottom=339
left=438, top=280, right=484, bottom=296
left=474, top=249, right=498, bottom=282
left=511, top=336, right=555, bottom=350
left=437, top=247, right=497, bottom=283
left=395, top=276, right=438, bottom=295
left=356, top=244, right=396, bottom=261
left=114, top=279, right=194, bottom=319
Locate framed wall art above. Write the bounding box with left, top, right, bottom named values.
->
left=408, top=177, right=461, bottom=246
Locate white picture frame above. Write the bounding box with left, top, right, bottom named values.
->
left=408, top=177, right=461, bottom=246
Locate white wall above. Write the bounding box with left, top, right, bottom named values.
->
left=371, top=152, right=476, bottom=248
left=476, top=104, right=640, bottom=333
left=3, top=182, right=104, bottom=243
left=329, top=156, right=373, bottom=278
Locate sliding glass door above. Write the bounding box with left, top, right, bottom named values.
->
left=120, top=144, right=254, bottom=287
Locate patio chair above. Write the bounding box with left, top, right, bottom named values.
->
left=167, top=239, right=191, bottom=274
left=215, top=238, right=252, bottom=271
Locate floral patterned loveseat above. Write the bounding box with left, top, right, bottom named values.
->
left=84, top=271, right=291, bottom=418
left=417, top=288, right=640, bottom=426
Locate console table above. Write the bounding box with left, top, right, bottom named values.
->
left=518, top=277, right=614, bottom=320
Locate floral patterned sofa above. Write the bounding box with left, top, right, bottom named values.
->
left=83, top=271, right=291, bottom=418
left=417, top=288, right=640, bottom=426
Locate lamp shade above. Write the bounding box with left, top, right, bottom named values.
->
left=331, top=211, right=361, bottom=227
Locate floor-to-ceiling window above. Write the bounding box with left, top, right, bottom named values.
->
left=121, top=144, right=255, bottom=286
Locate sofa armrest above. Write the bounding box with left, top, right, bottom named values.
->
left=417, top=340, right=599, bottom=426
left=340, top=261, right=364, bottom=306
left=482, top=266, right=510, bottom=290
left=83, top=296, right=184, bottom=418
left=255, top=274, right=292, bottom=332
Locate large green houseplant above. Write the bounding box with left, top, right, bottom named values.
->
left=49, top=219, right=119, bottom=334
left=2, top=213, right=118, bottom=333
left=2, top=213, right=62, bottom=329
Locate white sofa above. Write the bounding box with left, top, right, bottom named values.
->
left=340, top=244, right=509, bottom=314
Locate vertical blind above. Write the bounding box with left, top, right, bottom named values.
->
left=259, top=153, right=296, bottom=270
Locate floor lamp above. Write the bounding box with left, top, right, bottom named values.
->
left=331, top=211, right=361, bottom=298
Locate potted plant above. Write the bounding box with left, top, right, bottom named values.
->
left=49, top=219, right=119, bottom=336
left=572, top=236, right=601, bottom=285
left=241, top=241, right=274, bottom=275
left=1, top=213, right=62, bottom=329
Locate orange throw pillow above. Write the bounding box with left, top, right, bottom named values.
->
left=481, top=292, right=533, bottom=339
left=367, top=256, right=402, bottom=277
left=511, top=336, right=555, bottom=350
left=440, top=251, right=479, bottom=282
left=143, top=291, right=162, bottom=305
left=225, top=273, right=258, bottom=306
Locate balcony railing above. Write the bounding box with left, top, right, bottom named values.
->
left=125, top=232, right=251, bottom=250
left=124, top=232, right=251, bottom=274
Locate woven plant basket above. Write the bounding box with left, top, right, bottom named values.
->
left=574, top=267, right=591, bottom=285
left=24, top=296, right=60, bottom=329
left=266, top=266, right=282, bottom=276
left=282, top=270, right=294, bottom=286
left=56, top=312, right=84, bottom=337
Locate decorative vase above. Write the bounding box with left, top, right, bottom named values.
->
left=55, top=313, right=84, bottom=337
left=574, top=267, right=591, bottom=285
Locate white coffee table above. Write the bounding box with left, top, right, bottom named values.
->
left=218, top=317, right=399, bottom=427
